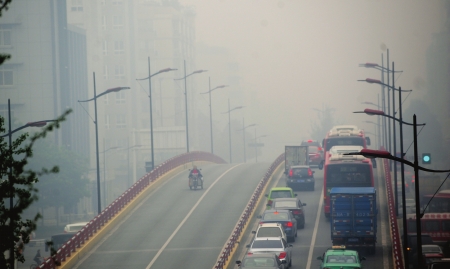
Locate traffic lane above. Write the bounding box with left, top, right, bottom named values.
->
left=311, top=168, right=388, bottom=269
left=75, top=163, right=271, bottom=269
left=75, top=163, right=239, bottom=269
left=148, top=162, right=272, bottom=269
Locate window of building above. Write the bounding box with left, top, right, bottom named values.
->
left=103, top=65, right=108, bottom=80
left=114, top=65, right=125, bottom=79
left=105, top=114, right=110, bottom=129
left=71, top=0, right=83, bottom=12
left=0, top=25, right=12, bottom=47
left=115, top=91, right=125, bottom=104
left=114, top=40, right=124, bottom=54
left=103, top=40, right=108, bottom=55
left=113, top=16, right=123, bottom=29
left=0, top=65, right=13, bottom=86
left=116, top=114, right=126, bottom=129
left=104, top=94, right=109, bottom=105
left=102, top=16, right=106, bottom=30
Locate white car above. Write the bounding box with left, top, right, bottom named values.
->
left=246, top=237, right=293, bottom=268
left=252, top=222, right=288, bottom=242
left=64, top=222, right=88, bottom=233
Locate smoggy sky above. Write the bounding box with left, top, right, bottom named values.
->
left=179, top=0, right=446, bottom=161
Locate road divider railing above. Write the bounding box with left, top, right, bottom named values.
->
left=38, top=151, right=226, bottom=269
left=381, top=147, right=404, bottom=269
left=213, top=153, right=285, bottom=269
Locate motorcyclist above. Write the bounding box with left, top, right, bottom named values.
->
left=188, top=165, right=203, bottom=186
left=33, top=249, right=42, bottom=265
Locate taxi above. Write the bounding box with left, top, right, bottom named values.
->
left=316, top=246, right=366, bottom=269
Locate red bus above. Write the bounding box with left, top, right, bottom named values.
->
left=422, top=189, right=450, bottom=213
left=323, top=153, right=375, bottom=218
left=407, top=213, right=450, bottom=246
left=322, top=125, right=371, bottom=159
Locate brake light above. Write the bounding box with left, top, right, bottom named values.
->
left=285, top=222, right=293, bottom=227
left=289, top=169, right=293, bottom=177
left=292, top=210, right=302, bottom=214
left=308, top=169, right=313, bottom=176
left=278, top=252, right=287, bottom=259
left=247, top=252, right=253, bottom=256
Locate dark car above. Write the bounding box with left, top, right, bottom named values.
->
left=308, top=145, right=324, bottom=169
left=285, top=165, right=315, bottom=191
left=257, top=209, right=298, bottom=242
left=271, top=198, right=307, bottom=229
left=236, top=253, right=287, bottom=268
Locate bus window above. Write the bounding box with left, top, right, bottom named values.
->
left=442, top=220, right=450, bottom=232
left=408, top=220, right=417, bottom=233
left=423, top=220, right=440, bottom=232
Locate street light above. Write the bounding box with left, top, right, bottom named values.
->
left=1, top=99, right=57, bottom=269
left=78, top=72, right=130, bottom=214
left=238, top=119, right=256, bottom=163
left=222, top=99, right=244, bottom=163
left=200, top=78, right=228, bottom=154
left=174, top=60, right=207, bottom=152
left=344, top=137, right=450, bottom=269
left=354, top=108, right=425, bottom=268
left=136, top=57, right=177, bottom=171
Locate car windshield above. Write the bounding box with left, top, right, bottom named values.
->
left=326, top=255, right=356, bottom=263
left=244, top=257, right=276, bottom=267
left=252, top=239, right=282, bottom=248
left=257, top=227, right=283, bottom=237
left=271, top=191, right=292, bottom=198
left=423, top=245, right=442, bottom=253
left=273, top=201, right=297, bottom=208
left=263, top=212, right=289, bottom=220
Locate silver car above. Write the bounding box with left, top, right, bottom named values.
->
left=246, top=237, right=293, bottom=268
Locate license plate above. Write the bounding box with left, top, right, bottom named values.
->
left=348, top=238, right=359, bottom=242
left=297, top=180, right=305, bottom=183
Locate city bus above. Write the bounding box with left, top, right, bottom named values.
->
left=322, top=125, right=370, bottom=157
left=422, top=189, right=450, bottom=213
left=407, top=213, right=450, bottom=246
left=323, top=153, right=375, bottom=218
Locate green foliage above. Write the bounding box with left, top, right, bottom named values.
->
left=27, top=138, right=89, bottom=211
left=0, top=109, right=71, bottom=269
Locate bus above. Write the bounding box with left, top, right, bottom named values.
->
left=323, top=153, right=375, bottom=218
left=322, top=125, right=370, bottom=157
left=422, top=189, right=450, bottom=213
left=407, top=213, right=450, bottom=246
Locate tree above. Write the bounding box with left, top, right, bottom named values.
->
left=27, top=139, right=89, bottom=222
left=0, top=109, right=71, bottom=269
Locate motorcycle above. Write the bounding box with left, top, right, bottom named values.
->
left=189, top=171, right=203, bottom=190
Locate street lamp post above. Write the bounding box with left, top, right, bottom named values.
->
left=78, top=72, right=130, bottom=214
left=222, top=99, right=244, bottom=163
left=2, top=99, right=57, bottom=269
left=136, top=58, right=177, bottom=171
left=174, top=61, right=207, bottom=153
left=344, top=142, right=450, bottom=269
left=200, top=78, right=228, bottom=154
left=354, top=108, right=425, bottom=268
left=238, top=119, right=256, bottom=163
left=253, top=130, right=268, bottom=163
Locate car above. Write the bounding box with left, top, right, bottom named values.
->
left=285, top=165, right=315, bottom=191
left=427, top=258, right=450, bottom=269
left=271, top=198, right=306, bottom=229
left=265, top=187, right=297, bottom=208
left=236, top=253, right=287, bottom=268
left=257, top=209, right=298, bottom=242
left=252, top=223, right=288, bottom=242
left=63, top=222, right=88, bottom=233
left=301, top=139, right=322, bottom=148
left=419, top=245, right=444, bottom=267
left=246, top=237, right=293, bottom=267
left=316, top=245, right=366, bottom=269
left=307, top=145, right=324, bottom=169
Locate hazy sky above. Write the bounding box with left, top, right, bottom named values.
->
left=179, top=0, right=446, bottom=161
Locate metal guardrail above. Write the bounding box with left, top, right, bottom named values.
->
left=382, top=148, right=404, bottom=269
left=37, top=151, right=226, bottom=269
left=213, top=153, right=285, bottom=269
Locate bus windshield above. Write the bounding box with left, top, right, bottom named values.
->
left=326, top=164, right=372, bottom=188
left=325, top=137, right=365, bottom=151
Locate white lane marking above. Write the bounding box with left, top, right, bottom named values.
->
left=145, top=164, right=243, bottom=269
left=305, top=185, right=324, bottom=269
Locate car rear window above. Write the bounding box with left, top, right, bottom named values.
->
left=68, top=225, right=85, bottom=232
left=273, top=201, right=297, bottom=208
left=257, top=227, right=283, bottom=238
left=309, top=146, right=319, bottom=153
left=270, top=191, right=292, bottom=199
left=291, top=168, right=309, bottom=177
left=252, top=239, right=282, bottom=248
left=263, top=212, right=289, bottom=220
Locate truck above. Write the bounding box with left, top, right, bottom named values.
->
left=330, top=187, right=377, bottom=254
left=284, top=146, right=308, bottom=175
